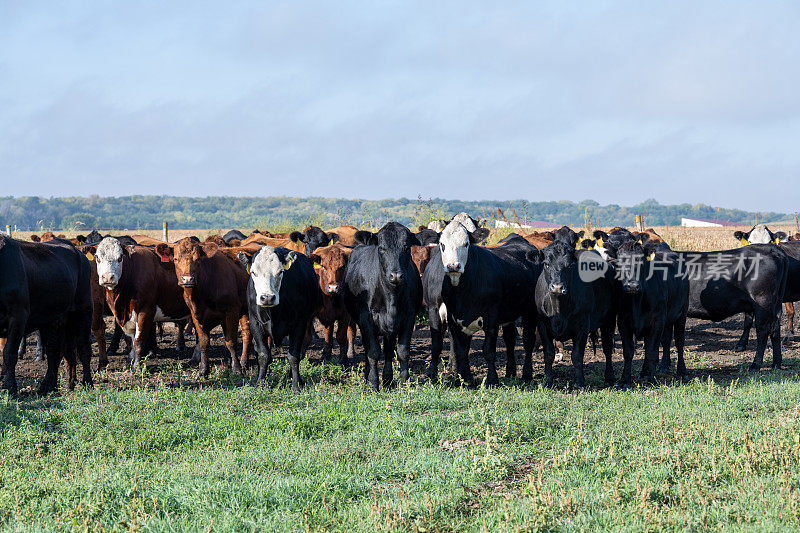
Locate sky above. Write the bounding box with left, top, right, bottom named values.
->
left=1, top=1, right=799, bottom=212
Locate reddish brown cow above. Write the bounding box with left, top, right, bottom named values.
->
left=411, top=245, right=436, bottom=278
left=307, top=244, right=356, bottom=363
left=204, top=235, right=226, bottom=247
left=156, top=239, right=250, bottom=376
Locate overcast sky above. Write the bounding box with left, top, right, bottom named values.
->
left=1, top=1, right=798, bottom=212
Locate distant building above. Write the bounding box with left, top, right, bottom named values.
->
left=680, top=217, right=738, bottom=228
left=495, top=220, right=555, bottom=229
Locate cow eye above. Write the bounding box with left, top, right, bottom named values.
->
left=117, top=257, right=122, bottom=263
left=440, top=243, right=445, bottom=251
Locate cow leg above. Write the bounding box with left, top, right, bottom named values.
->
left=601, top=323, right=615, bottom=386
left=335, top=319, right=352, bottom=366
left=736, top=313, right=753, bottom=352
left=250, top=320, right=272, bottom=384
left=571, top=330, right=589, bottom=391
left=108, top=322, right=123, bottom=354
left=750, top=312, right=770, bottom=371
left=288, top=323, right=306, bottom=392
left=2, top=315, right=27, bottom=395
left=321, top=323, right=334, bottom=361
left=674, top=316, right=688, bottom=382
left=176, top=320, right=187, bottom=351
left=130, top=312, right=154, bottom=371
left=617, top=321, right=635, bottom=388
left=659, top=322, right=673, bottom=374
left=539, top=326, right=556, bottom=388
left=357, top=315, right=381, bottom=391
left=450, top=327, right=475, bottom=387
left=72, top=311, right=93, bottom=388
left=784, top=302, right=795, bottom=344
left=521, top=315, right=536, bottom=383
left=223, top=313, right=242, bottom=374
left=345, top=320, right=356, bottom=361
left=772, top=314, right=783, bottom=369
left=62, top=326, right=78, bottom=391
left=32, top=331, right=44, bottom=362
left=38, top=323, right=63, bottom=395
left=16, top=335, right=25, bottom=361
left=397, top=328, right=413, bottom=386
left=426, top=305, right=444, bottom=382
left=194, top=319, right=211, bottom=378
left=502, top=324, right=517, bottom=379
left=640, top=325, right=663, bottom=385
left=483, top=326, right=500, bottom=386
left=93, top=320, right=108, bottom=370
left=382, top=335, right=396, bottom=388
left=239, top=315, right=251, bottom=372
left=446, top=331, right=457, bottom=374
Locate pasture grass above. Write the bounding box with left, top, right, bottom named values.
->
left=3, top=361, right=800, bottom=531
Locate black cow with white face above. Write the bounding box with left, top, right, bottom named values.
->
left=343, top=222, right=422, bottom=390
left=423, top=224, right=539, bottom=386
left=734, top=225, right=788, bottom=246
left=605, top=239, right=690, bottom=384
left=529, top=241, right=616, bottom=390
left=238, top=246, right=320, bottom=392
left=0, top=236, right=93, bottom=395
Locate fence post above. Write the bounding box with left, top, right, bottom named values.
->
left=163, top=221, right=168, bottom=242
left=635, top=214, right=644, bottom=232
left=5, top=225, right=11, bottom=237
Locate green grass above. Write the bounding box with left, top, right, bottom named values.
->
left=3, top=362, right=800, bottom=531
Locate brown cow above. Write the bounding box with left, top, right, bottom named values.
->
left=518, top=230, right=555, bottom=250
left=238, top=234, right=305, bottom=253
left=92, top=238, right=191, bottom=369
left=411, top=245, right=436, bottom=278
left=204, top=234, right=227, bottom=247
left=307, top=244, right=356, bottom=364
left=156, top=238, right=250, bottom=376
left=129, top=234, right=166, bottom=247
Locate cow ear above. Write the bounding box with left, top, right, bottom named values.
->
left=525, top=249, right=543, bottom=265
left=308, top=253, right=322, bottom=269
left=580, top=239, right=595, bottom=250
left=733, top=231, right=744, bottom=241
left=123, top=244, right=136, bottom=256
left=289, top=231, right=304, bottom=244
left=469, top=227, right=490, bottom=244
left=340, top=246, right=353, bottom=259
left=236, top=251, right=252, bottom=268
left=576, top=230, right=585, bottom=239
left=283, top=251, right=298, bottom=270
left=354, top=230, right=374, bottom=245
left=636, top=232, right=650, bottom=245
left=155, top=243, right=173, bottom=259
left=82, top=245, right=97, bottom=261
left=415, top=229, right=439, bottom=246
left=774, top=231, right=788, bottom=244
left=326, top=232, right=340, bottom=245
left=643, top=242, right=658, bottom=260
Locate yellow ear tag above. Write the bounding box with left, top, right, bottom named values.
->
left=246, top=265, right=251, bottom=275
left=646, top=252, right=655, bottom=261
left=283, top=260, right=293, bottom=271
left=313, top=262, right=322, bottom=270
left=740, top=238, right=749, bottom=246
left=85, top=252, right=94, bottom=261
left=597, top=238, right=604, bottom=247
left=774, top=237, right=781, bottom=244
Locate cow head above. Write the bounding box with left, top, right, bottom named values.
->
left=85, top=230, right=104, bottom=245
left=354, top=222, right=422, bottom=288
left=612, top=240, right=658, bottom=294
left=94, top=237, right=127, bottom=289
left=733, top=224, right=788, bottom=245
left=308, top=244, right=352, bottom=296
left=436, top=222, right=490, bottom=286
left=528, top=240, right=577, bottom=296
left=410, top=245, right=435, bottom=277
left=237, top=246, right=297, bottom=307
left=290, top=226, right=339, bottom=256
left=156, top=238, right=207, bottom=288
left=553, top=226, right=584, bottom=249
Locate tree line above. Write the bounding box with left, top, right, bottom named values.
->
left=0, top=195, right=789, bottom=231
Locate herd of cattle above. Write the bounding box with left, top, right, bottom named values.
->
left=0, top=215, right=798, bottom=395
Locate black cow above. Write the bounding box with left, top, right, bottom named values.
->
left=0, top=236, right=93, bottom=394
left=84, top=231, right=138, bottom=247
left=223, top=229, right=247, bottom=245
left=552, top=226, right=585, bottom=248
left=424, top=224, right=538, bottom=385
left=529, top=241, right=616, bottom=390
left=606, top=239, right=689, bottom=384
left=670, top=245, right=788, bottom=370
left=290, top=226, right=339, bottom=256
left=343, top=222, right=422, bottom=390
left=238, top=246, right=320, bottom=391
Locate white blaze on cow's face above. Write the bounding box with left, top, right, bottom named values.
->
left=439, top=222, right=470, bottom=286
left=249, top=247, right=295, bottom=307
left=95, top=237, right=124, bottom=289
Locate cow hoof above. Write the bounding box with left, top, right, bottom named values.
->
left=734, top=344, right=747, bottom=353
left=522, top=372, right=533, bottom=383
left=678, top=373, right=690, bottom=384
left=604, top=377, right=615, bottom=387
left=748, top=363, right=762, bottom=372
left=614, top=381, right=632, bottom=390
left=3, top=379, right=18, bottom=397
left=97, top=359, right=109, bottom=371
left=198, top=364, right=209, bottom=378
left=571, top=386, right=583, bottom=396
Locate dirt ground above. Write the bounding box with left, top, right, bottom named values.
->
left=7, top=312, right=800, bottom=394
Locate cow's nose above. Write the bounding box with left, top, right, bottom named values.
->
left=549, top=282, right=566, bottom=295
left=623, top=281, right=640, bottom=294
left=179, top=275, right=196, bottom=287
left=326, top=283, right=340, bottom=294
left=100, top=273, right=116, bottom=286
left=388, top=271, right=404, bottom=285
left=445, top=262, right=462, bottom=273
left=258, top=294, right=277, bottom=307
